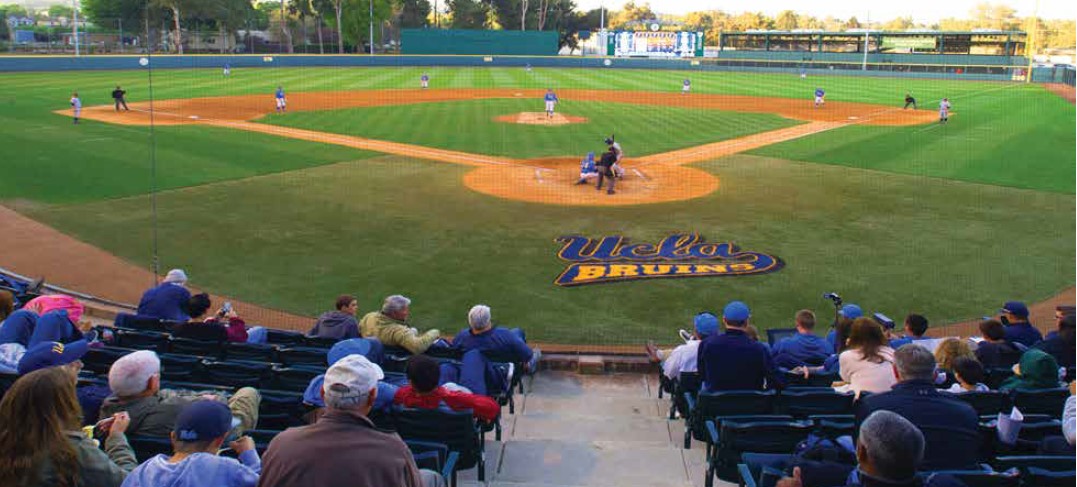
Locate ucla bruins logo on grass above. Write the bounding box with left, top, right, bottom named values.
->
left=554, top=234, right=782, bottom=287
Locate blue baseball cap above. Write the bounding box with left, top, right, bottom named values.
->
left=723, top=301, right=750, bottom=322
left=840, top=304, right=863, bottom=319
left=694, top=312, right=719, bottom=337
left=173, top=400, right=240, bottom=441
left=17, top=339, right=89, bottom=375
left=327, top=338, right=375, bottom=366
left=1000, top=301, right=1029, bottom=318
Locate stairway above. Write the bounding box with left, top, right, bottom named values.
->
left=458, top=370, right=736, bottom=487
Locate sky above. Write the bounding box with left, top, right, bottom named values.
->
left=573, top=0, right=1076, bottom=23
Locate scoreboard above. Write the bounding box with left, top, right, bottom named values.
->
left=607, top=31, right=704, bottom=58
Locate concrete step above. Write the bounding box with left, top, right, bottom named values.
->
left=527, top=370, right=656, bottom=399
left=495, top=440, right=694, bottom=487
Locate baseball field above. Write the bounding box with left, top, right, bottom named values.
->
left=1, top=65, right=1073, bottom=345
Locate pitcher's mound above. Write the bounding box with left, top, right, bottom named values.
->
left=494, top=112, right=588, bottom=126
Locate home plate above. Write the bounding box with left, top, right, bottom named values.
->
left=848, top=116, right=859, bottom=120
left=189, top=115, right=200, bottom=119
left=514, top=93, right=522, bottom=97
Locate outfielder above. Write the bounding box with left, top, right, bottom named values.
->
left=938, top=98, right=951, bottom=123
left=544, top=88, right=558, bottom=118
left=814, top=87, right=825, bottom=108
left=274, top=86, right=287, bottom=113
left=605, top=136, right=625, bottom=178
left=223, top=63, right=231, bottom=76
left=682, top=78, right=691, bottom=94
left=420, top=73, right=429, bottom=89
left=70, top=92, right=81, bottom=125
left=576, top=152, right=599, bottom=185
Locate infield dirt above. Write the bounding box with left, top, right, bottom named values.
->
left=63, top=88, right=937, bottom=206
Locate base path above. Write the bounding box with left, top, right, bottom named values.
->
left=65, top=89, right=937, bottom=207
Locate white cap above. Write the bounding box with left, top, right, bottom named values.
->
left=164, top=269, right=188, bottom=284
left=323, top=354, right=384, bottom=400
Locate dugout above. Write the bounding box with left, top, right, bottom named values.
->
left=401, top=29, right=558, bottom=56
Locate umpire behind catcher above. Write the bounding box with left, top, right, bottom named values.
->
left=595, top=148, right=618, bottom=195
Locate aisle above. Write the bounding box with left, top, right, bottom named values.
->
left=459, top=371, right=735, bottom=487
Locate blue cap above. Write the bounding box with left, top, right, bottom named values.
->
left=303, top=375, right=326, bottom=407
left=327, top=338, right=374, bottom=366
left=723, top=301, right=750, bottom=322
left=840, top=304, right=863, bottom=319
left=17, top=339, right=89, bottom=375
left=694, top=312, right=719, bottom=337
left=173, top=400, right=239, bottom=441
left=1000, top=301, right=1029, bottom=318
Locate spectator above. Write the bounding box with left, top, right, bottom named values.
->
left=0, top=367, right=137, bottom=487
left=888, top=314, right=930, bottom=349
left=308, top=295, right=361, bottom=340
left=1048, top=305, right=1075, bottom=340
left=697, top=301, right=782, bottom=392
left=974, top=319, right=1022, bottom=369
left=17, top=338, right=91, bottom=378
left=646, top=312, right=719, bottom=381
left=170, top=295, right=245, bottom=343
left=933, top=338, right=975, bottom=372
left=1034, top=314, right=1075, bottom=369
left=359, top=295, right=441, bottom=354
left=137, top=269, right=193, bottom=322
left=300, top=339, right=398, bottom=424
left=0, top=289, right=13, bottom=321
left=855, top=344, right=980, bottom=471
left=771, top=309, right=833, bottom=369
left=393, top=354, right=500, bottom=422
left=999, top=301, right=1042, bottom=348
left=745, top=324, right=770, bottom=352
left=205, top=303, right=250, bottom=343
left=837, top=318, right=897, bottom=395
left=0, top=309, right=39, bottom=371
left=259, top=355, right=441, bottom=487
left=27, top=309, right=85, bottom=347
left=826, top=304, right=862, bottom=351
left=23, top=294, right=85, bottom=324
left=99, top=350, right=260, bottom=437
left=941, top=357, right=989, bottom=393
left=120, top=401, right=260, bottom=487
left=999, top=348, right=1062, bottom=391
left=1065, top=382, right=1075, bottom=446
left=453, top=304, right=537, bottom=372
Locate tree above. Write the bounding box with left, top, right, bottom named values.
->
left=971, top=2, right=1018, bottom=30
left=774, top=10, right=798, bottom=30
left=289, top=0, right=314, bottom=51
left=210, top=0, right=253, bottom=53
left=608, top=1, right=654, bottom=29
left=447, top=0, right=485, bottom=29
left=396, top=0, right=431, bottom=28
left=339, top=0, right=392, bottom=53
left=311, top=0, right=332, bottom=53
left=83, top=0, right=162, bottom=48
left=279, top=0, right=293, bottom=52
left=151, top=0, right=204, bottom=54
left=48, top=4, right=75, bottom=20
left=881, top=16, right=913, bottom=31
left=489, top=0, right=524, bottom=30
left=844, top=16, right=861, bottom=29
left=534, top=0, right=550, bottom=31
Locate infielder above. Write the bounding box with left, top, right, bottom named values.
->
left=274, top=86, right=287, bottom=113
left=544, top=88, right=558, bottom=118
left=70, top=92, right=81, bottom=124
left=938, top=98, right=951, bottom=124
left=576, top=152, right=599, bottom=185
left=420, top=73, right=429, bottom=89
left=682, top=78, right=691, bottom=95
left=605, top=136, right=625, bottom=178
left=814, top=87, right=825, bottom=108
left=903, top=93, right=917, bottom=110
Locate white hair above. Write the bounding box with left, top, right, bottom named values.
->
left=859, top=410, right=925, bottom=481
left=164, top=269, right=188, bottom=284
left=381, top=295, right=411, bottom=315
left=108, top=350, right=161, bottom=397
left=468, top=305, right=492, bottom=331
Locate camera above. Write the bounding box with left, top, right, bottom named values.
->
left=822, top=292, right=843, bottom=307
left=873, top=312, right=895, bottom=330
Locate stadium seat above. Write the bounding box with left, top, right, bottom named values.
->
left=244, top=429, right=283, bottom=454
left=782, top=371, right=840, bottom=388
left=128, top=435, right=174, bottom=462
left=159, top=380, right=235, bottom=394
left=225, top=342, right=278, bottom=363
left=171, top=322, right=229, bottom=342
left=765, top=328, right=797, bottom=346
left=271, top=365, right=324, bottom=392
left=277, top=346, right=329, bottom=367
left=683, top=390, right=778, bottom=449
left=1024, top=467, right=1076, bottom=486
left=776, top=389, right=854, bottom=418
left=1010, top=387, right=1069, bottom=417
left=985, top=368, right=1016, bottom=390
left=809, top=414, right=856, bottom=438
left=169, top=337, right=225, bottom=359
left=113, top=313, right=170, bottom=332
left=257, top=389, right=307, bottom=430
left=0, top=371, right=19, bottom=400
left=82, top=346, right=137, bottom=375
left=706, top=418, right=813, bottom=485
left=264, top=329, right=305, bottom=346
left=406, top=440, right=460, bottom=487
left=393, top=407, right=487, bottom=485
left=922, top=469, right=1020, bottom=487
left=112, top=329, right=171, bottom=353
left=303, top=336, right=341, bottom=349
left=992, top=455, right=1076, bottom=474
left=955, top=391, right=1012, bottom=417
left=158, top=353, right=204, bottom=383
left=668, top=371, right=702, bottom=420
left=202, top=360, right=272, bottom=389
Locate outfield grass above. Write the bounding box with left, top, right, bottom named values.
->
left=260, top=99, right=800, bottom=157
left=2, top=66, right=1073, bottom=343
